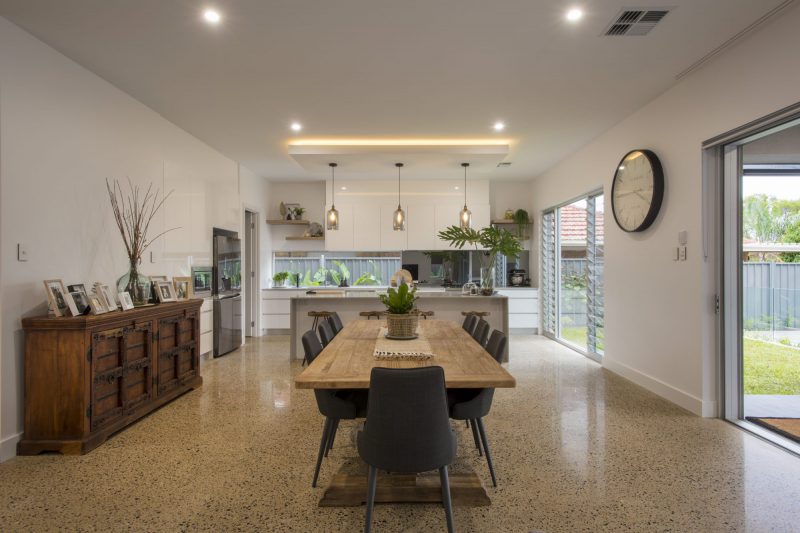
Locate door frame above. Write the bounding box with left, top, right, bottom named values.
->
left=242, top=206, right=261, bottom=338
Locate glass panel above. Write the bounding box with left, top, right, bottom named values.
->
left=273, top=253, right=401, bottom=287
left=542, top=211, right=557, bottom=336
left=587, top=194, right=605, bottom=355
left=559, top=199, right=588, bottom=350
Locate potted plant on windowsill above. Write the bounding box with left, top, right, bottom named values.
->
left=438, top=225, right=522, bottom=295
left=379, top=283, right=419, bottom=339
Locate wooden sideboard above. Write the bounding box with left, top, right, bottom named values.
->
left=19, top=299, right=203, bottom=455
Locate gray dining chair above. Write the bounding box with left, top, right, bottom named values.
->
left=462, top=314, right=478, bottom=335
left=358, top=367, right=456, bottom=533
left=302, top=330, right=367, bottom=487
left=472, top=318, right=490, bottom=346
left=318, top=320, right=336, bottom=346
left=328, top=312, right=344, bottom=334
left=485, top=330, right=507, bottom=363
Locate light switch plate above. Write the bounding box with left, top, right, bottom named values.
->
left=673, top=247, right=680, bottom=261
left=678, top=231, right=688, bottom=245
left=17, top=243, right=28, bottom=262
left=679, top=246, right=687, bottom=261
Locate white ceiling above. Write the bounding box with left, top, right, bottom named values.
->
left=0, top=0, right=790, bottom=181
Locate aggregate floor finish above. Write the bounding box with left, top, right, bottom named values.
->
left=1, top=335, right=800, bottom=532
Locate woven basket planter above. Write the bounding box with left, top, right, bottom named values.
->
left=385, top=313, right=419, bottom=338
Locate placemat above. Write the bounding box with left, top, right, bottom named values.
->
left=373, top=327, right=434, bottom=360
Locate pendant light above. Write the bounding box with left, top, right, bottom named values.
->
left=326, top=163, right=339, bottom=231
left=459, top=162, right=472, bottom=229
left=393, top=163, right=406, bottom=231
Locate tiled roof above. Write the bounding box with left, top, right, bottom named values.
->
left=559, top=204, right=604, bottom=246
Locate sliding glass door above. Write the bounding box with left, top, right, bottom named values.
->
left=542, top=191, right=604, bottom=358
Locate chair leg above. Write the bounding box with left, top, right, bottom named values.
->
left=326, top=419, right=339, bottom=457
left=476, top=418, right=497, bottom=487
left=470, top=418, right=483, bottom=456
left=439, top=466, right=455, bottom=533
left=364, top=465, right=378, bottom=533
left=465, top=420, right=470, bottom=428
left=312, top=417, right=333, bottom=487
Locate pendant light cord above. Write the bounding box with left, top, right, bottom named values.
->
left=396, top=163, right=403, bottom=206
left=329, top=162, right=337, bottom=206
left=464, top=164, right=467, bottom=206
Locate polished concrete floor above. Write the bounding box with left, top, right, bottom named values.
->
left=2, top=334, right=800, bottom=532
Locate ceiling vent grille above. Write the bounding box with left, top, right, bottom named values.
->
left=604, top=8, right=671, bottom=36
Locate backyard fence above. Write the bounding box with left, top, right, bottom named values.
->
left=743, top=262, right=800, bottom=332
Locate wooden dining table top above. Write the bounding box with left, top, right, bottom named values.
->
left=294, top=319, right=516, bottom=390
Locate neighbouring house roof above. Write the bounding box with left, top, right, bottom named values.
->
left=743, top=242, right=800, bottom=252
left=559, top=204, right=604, bottom=247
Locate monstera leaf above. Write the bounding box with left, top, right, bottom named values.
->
left=379, top=283, right=417, bottom=314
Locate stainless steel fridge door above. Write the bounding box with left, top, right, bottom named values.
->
left=213, top=294, right=242, bottom=357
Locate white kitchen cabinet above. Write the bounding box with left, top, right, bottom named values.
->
left=470, top=203, right=491, bottom=231
left=262, top=289, right=303, bottom=332
left=353, top=204, right=382, bottom=250
left=380, top=204, right=408, bottom=251
left=200, top=298, right=213, bottom=355
left=324, top=205, right=354, bottom=251
left=497, top=288, right=539, bottom=332
left=407, top=205, right=438, bottom=250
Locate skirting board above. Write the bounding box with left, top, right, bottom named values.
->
left=1, top=431, right=22, bottom=463
left=603, top=359, right=717, bottom=417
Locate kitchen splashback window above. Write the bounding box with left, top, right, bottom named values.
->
left=272, top=252, right=400, bottom=287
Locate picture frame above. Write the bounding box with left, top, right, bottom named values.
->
left=172, top=276, right=192, bottom=300
left=67, top=283, right=90, bottom=315
left=118, top=291, right=135, bottom=311
left=155, top=280, right=177, bottom=303
left=44, top=279, right=78, bottom=317
left=94, top=283, right=119, bottom=311
left=87, top=292, right=109, bottom=315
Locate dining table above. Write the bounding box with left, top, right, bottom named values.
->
left=295, top=319, right=516, bottom=507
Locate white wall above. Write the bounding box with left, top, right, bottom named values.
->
left=0, top=17, right=247, bottom=460
left=267, top=181, right=326, bottom=254
left=530, top=6, right=800, bottom=416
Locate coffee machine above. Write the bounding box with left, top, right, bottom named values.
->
left=508, top=268, right=527, bottom=287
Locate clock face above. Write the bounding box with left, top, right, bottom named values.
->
left=611, top=150, right=664, bottom=232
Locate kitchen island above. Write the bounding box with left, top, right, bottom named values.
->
left=287, top=288, right=509, bottom=361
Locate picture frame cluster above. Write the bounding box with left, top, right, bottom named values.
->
left=43, top=275, right=194, bottom=317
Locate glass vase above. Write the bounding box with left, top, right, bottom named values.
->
left=117, top=258, right=152, bottom=306
left=480, top=266, right=496, bottom=296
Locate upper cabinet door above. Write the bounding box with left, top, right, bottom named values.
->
left=406, top=205, right=437, bottom=250
left=470, top=203, right=491, bottom=232
left=380, top=204, right=407, bottom=251
left=353, top=204, right=381, bottom=250
left=324, top=205, right=354, bottom=251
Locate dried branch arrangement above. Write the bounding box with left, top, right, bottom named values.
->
left=106, top=178, right=176, bottom=262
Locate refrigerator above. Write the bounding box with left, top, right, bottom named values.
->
left=213, top=229, right=242, bottom=357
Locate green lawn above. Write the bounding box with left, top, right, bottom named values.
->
left=743, top=337, right=800, bottom=395
left=559, top=326, right=604, bottom=353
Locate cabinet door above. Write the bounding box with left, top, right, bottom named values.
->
left=90, top=327, right=127, bottom=431
left=353, top=204, right=381, bottom=250
left=380, top=204, right=407, bottom=251
left=435, top=205, right=460, bottom=250
left=470, top=203, right=491, bottom=231
left=406, top=205, right=437, bottom=250
left=156, top=313, right=199, bottom=396
left=325, top=205, right=354, bottom=251
left=122, top=322, right=155, bottom=413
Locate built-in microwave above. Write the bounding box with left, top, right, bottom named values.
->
left=192, top=266, right=213, bottom=298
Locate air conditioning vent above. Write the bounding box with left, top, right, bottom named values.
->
left=497, top=162, right=512, bottom=167
left=604, top=8, right=671, bottom=36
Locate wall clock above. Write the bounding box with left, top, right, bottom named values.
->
left=611, top=149, right=664, bottom=232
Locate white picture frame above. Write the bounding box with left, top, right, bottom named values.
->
left=155, top=280, right=177, bottom=303
left=87, top=292, right=109, bottom=315
left=44, top=279, right=79, bottom=317
left=118, top=291, right=135, bottom=311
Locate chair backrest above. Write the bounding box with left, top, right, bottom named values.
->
left=318, top=320, right=335, bottom=346
left=358, top=366, right=455, bottom=473
left=485, top=330, right=507, bottom=363
left=328, top=312, right=344, bottom=334
left=301, top=330, right=323, bottom=364
left=462, top=314, right=478, bottom=335
left=472, top=319, right=490, bottom=346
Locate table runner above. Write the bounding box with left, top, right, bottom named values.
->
left=373, top=327, right=434, bottom=360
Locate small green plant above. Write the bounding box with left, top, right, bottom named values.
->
left=354, top=260, right=383, bottom=286
left=379, top=284, right=417, bottom=314
left=272, top=271, right=290, bottom=286
left=437, top=225, right=522, bottom=270
left=779, top=337, right=792, bottom=346
left=329, top=260, right=351, bottom=286
left=293, top=207, right=306, bottom=219
left=513, top=209, right=530, bottom=238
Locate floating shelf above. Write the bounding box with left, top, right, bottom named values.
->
left=491, top=219, right=517, bottom=225
left=267, top=219, right=310, bottom=226
left=285, top=236, right=324, bottom=241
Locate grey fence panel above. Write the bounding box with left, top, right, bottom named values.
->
left=743, top=262, right=800, bottom=331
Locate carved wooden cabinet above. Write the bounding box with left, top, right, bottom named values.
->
left=19, top=299, right=203, bottom=455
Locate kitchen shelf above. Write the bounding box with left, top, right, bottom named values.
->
left=266, top=219, right=310, bottom=226
left=285, top=236, right=324, bottom=241
left=491, top=219, right=532, bottom=225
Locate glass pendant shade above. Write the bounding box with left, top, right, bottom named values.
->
left=459, top=205, right=472, bottom=229
left=393, top=205, right=406, bottom=231
left=327, top=162, right=339, bottom=231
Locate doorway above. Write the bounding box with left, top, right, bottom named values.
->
left=244, top=209, right=259, bottom=337
left=720, top=112, right=800, bottom=451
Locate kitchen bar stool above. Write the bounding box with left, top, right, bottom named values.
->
left=308, top=311, right=333, bottom=330
left=359, top=311, right=384, bottom=320
left=417, top=310, right=434, bottom=320
left=461, top=311, right=490, bottom=318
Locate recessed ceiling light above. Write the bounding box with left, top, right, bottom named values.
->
left=290, top=122, right=303, bottom=132
left=454, top=186, right=460, bottom=190
left=493, top=121, right=505, bottom=131
left=566, top=8, right=583, bottom=22
left=340, top=186, right=347, bottom=191
left=203, top=9, right=222, bottom=24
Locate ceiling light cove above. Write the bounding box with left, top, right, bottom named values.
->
left=288, top=139, right=510, bottom=147
left=493, top=121, right=506, bottom=132
left=566, top=8, right=583, bottom=22
left=290, top=122, right=303, bottom=132
left=203, top=9, right=222, bottom=24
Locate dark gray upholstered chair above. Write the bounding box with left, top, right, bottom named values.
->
left=358, top=367, right=456, bottom=533
left=462, top=314, right=478, bottom=335
left=328, top=312, right=344, bottom=334
left=472, top=318, right=490, bottom=346
left=318, top=320, right=335, bottom=347
left=449, top=387, right=497, bottom=487
left=485, top=330, right=507, bottom=363
left=302, top=330, right=367, bottom=487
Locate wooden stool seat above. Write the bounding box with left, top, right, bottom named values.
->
left=360, top=311, right=384, bottom=320
left=461, top=311, right=490, bottom=317
left=417, top=310, right=435, bottom=320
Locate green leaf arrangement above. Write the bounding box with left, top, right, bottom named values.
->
left=379, top=283, right=418, bottom=314
left=437, top=225, right=523, bottom=269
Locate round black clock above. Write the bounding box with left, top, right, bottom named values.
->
left=611, top=149, right=664, bottom=232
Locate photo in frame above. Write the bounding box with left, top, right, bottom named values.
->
left=44, top=279, right=78, bottom=317
left=172, top=276, right=192, bottom=300
left=155, top=280, right=177, bottom=303
left=67, top=283, right=90, bottom=315
left=94, top=283, right=118, bottom=311
left=87, top=292, right=109, bottom=315
left=118, top=291, right=135, bottom=311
